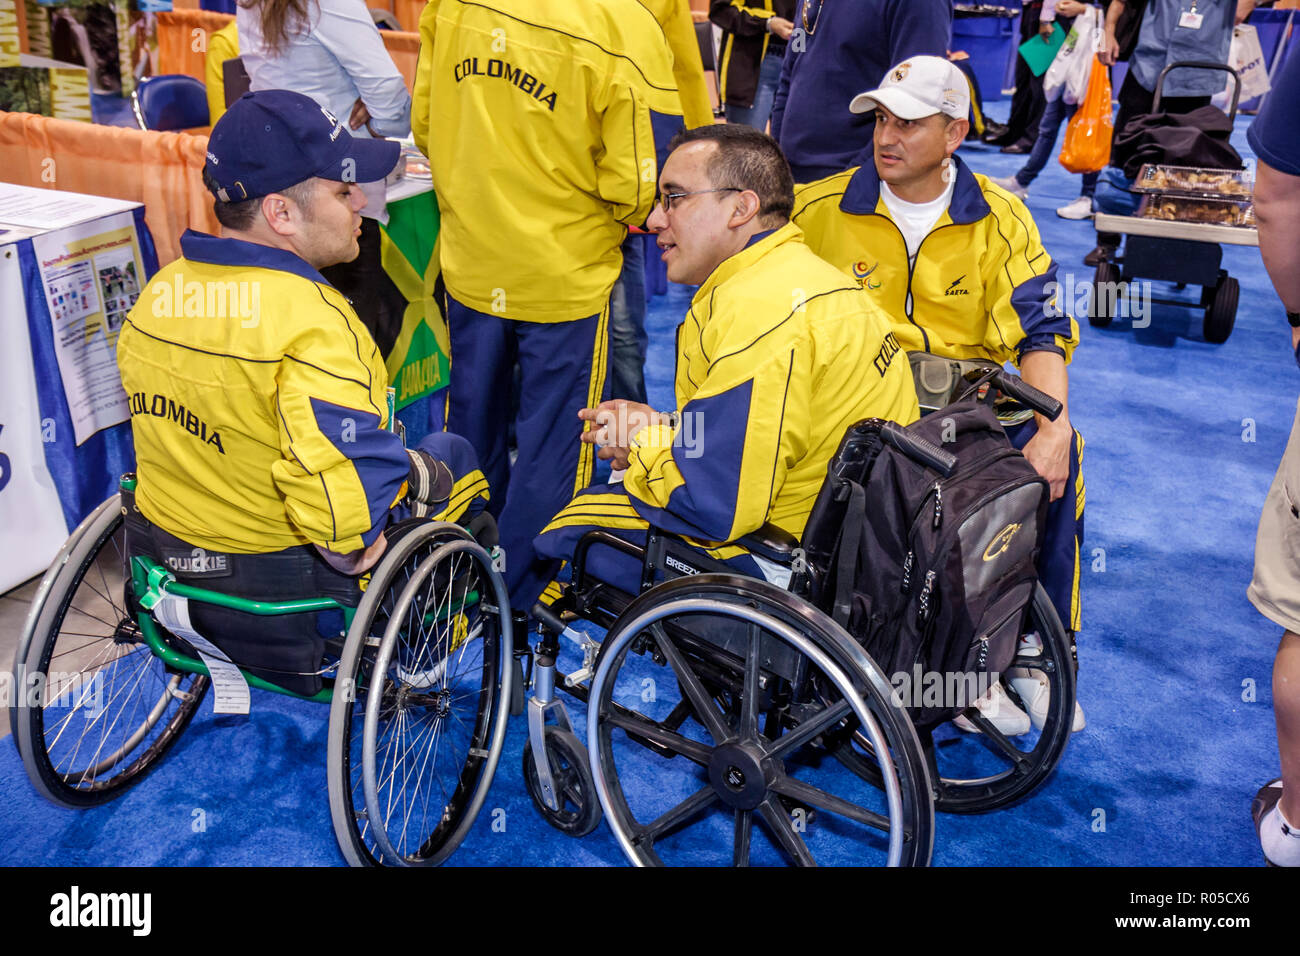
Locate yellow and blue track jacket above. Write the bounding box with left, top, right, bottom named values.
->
left=621, top=223, right=920, bottom=544
left=117, top=230, right=410, bottom=556
left=639, top=0, right=714, bottom=129
left=411, top=0, right=680, bottom=323
left=792, top=155, right=1079, bottom=367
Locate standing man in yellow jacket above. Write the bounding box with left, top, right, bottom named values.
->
left=792, top=56, right=1086, bottom=733
left=412, top=0, right=680, bottom=607
left=528, top=125, right=918, bottom=606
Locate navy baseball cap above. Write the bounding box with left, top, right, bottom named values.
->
left=204, top=89, right=400, bottom=202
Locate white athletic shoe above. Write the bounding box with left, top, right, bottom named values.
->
left=1056, top=196, right=1094, bottom=220
left=1008, top=635, right=1086, bottom=733
left=952, top=681, right=1031, bottom=736
left=990, top=174, right=1028, bottom=199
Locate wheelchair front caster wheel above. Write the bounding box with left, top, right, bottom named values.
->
left=523, top=726, right=602, bottom=836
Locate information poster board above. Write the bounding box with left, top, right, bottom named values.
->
left=30, top=209, right=145, bottom=445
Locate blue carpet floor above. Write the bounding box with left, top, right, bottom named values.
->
left=3, top=107, right=1290, bottom=866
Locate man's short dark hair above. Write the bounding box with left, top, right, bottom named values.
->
left=202, top=170, right=315, bottom=230
left=666, top=124, right=795, bottom=224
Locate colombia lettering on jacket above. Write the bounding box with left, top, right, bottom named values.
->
left=411, top=0, right=680, bottom=323
left=128, top=392, right=225, bottom=454
left=117, top=230, right=409, bottom=557
left=621, top=223, right=920, bottom=545
left=792, top=154, right=1079, bottom=366
left=451, top=57, right=558, bottom=110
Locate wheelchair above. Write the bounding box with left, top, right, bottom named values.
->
left=10, top=476, right=515, bottom=867
left=514, top=365, right=1077, bottom=866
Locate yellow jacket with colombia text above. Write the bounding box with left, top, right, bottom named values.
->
left=622, top=222, right=920, bottom=544
left=411, top=0, right=680, bottom=323
left=792, top=154, right=1079, bottom=367
left=116, top=231, right=409, bottom=556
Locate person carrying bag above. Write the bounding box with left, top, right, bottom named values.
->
left=1059, top=51, right=1114, bottom=174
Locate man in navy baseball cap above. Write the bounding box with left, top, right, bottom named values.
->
left=113, top=87, right=490, bottom=699
left=201, top=89, right=400, bottom=270
left=206, top=89, right=399, bottom=204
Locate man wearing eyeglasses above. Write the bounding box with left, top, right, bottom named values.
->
left=517, top=124, right=919, bottom=607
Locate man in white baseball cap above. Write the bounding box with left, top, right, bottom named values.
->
left=792, top=54, right=1087, bottom=739
left=849, top=55, right=971, bottom=124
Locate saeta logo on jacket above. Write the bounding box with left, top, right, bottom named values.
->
left=944, top=275, right=969, bottom=296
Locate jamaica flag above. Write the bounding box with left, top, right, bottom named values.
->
left=379, top=187, right=449, bottom=413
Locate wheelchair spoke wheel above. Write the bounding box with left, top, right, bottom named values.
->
left=13, top=495, right=209, bottom=806
left=327, top=523, right=513, bottom=866
left=588, top=574, right=933, bottom=867
left=833, top=583, right=1074, bottom=814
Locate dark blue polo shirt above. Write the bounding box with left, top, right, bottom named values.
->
left=769, top=0, right=951, bottom=181
left=1247, top=47, right=1300, bottom=176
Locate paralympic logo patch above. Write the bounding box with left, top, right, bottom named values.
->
left=852, top=261, right=882, bottom=290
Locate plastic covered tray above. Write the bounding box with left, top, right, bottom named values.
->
left=1133, top=164, right=1253, bottom=199
left=1137, top=193, right=1256, bottom=228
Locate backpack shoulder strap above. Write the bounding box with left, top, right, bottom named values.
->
left=831, top=478, right=867, bottom=628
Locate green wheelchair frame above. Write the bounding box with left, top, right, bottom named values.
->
left=12, top=474, right=515, bottom=867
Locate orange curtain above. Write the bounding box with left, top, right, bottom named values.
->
left=157, top=9, right=235, bottom=80
left=0, top=111, right=215, bottom=267
left=156, top=10, right=418, bottom=92
left=394, top=0, right=426, bottom=32
left=382, top=31, right=419, bottom=91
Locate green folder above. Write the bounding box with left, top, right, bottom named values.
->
left=1019, top=22, right=1067, bottom=78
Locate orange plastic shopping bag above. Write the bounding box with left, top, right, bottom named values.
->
left=1059, top=55, right=1113, bottom=174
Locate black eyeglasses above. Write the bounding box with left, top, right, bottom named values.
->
left=654, top=187, right=742, bottom=213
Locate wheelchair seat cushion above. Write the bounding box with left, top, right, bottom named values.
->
left=124, top=500, right=360, bottom=696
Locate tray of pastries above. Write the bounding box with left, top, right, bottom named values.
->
left=1137, top=193, right=1256, bottom=228
left=1133, top=164, right=1253, bottom=199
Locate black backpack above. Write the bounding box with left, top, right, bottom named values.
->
left=802, top=401, right=1049, bottom=727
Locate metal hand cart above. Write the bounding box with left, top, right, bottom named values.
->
left=1090, top=61, right=1255, bottom=344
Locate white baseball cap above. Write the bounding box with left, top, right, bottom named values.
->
left=849, top=56, right=970, bottom=121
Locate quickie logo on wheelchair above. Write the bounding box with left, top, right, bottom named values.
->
left=0, top=424, right=10, bottom=494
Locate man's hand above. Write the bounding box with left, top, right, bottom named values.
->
left=579, top=400, right=664, bottom=471
left=768, top=16, right=794, bottom=40
left=1039, top=21, right=1055, bottom=39
left=315, top=530, right=388, bottom=575
left=1021, top=422, right=1073, bottom=501
left=1236, top=0, right=1258, bottom=25
left=349, top=97, right=371, bottom=131
left=1099, top=28, right=1120, bottom=66
left=1056, top=0, right=1087, bottom=17
left=1018, top=349, right=1073, bottom=501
